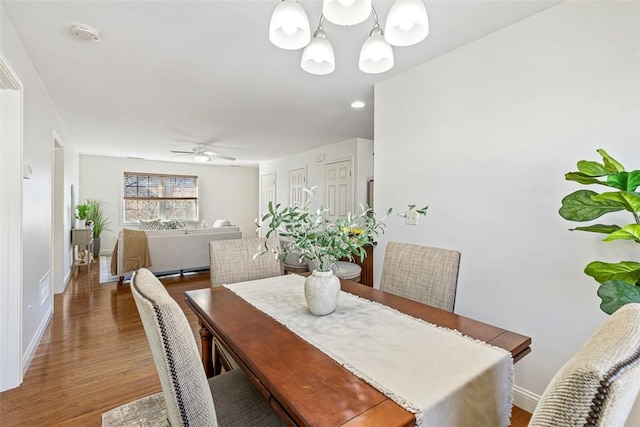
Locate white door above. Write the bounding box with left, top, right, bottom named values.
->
left=325, top=159, right=353, bottom=221
left=289, top=167, right=306, bottom=207
left=259, top=172, right=276, bottom=236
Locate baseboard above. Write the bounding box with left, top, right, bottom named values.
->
left=56, top=268, right=72, bottom=294
left=514, top=384, right=540, bottom=414
left=22, top=303, right=53, bottom=375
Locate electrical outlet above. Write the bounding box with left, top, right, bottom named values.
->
left=27, top=304, right=32, bottom=320
left=405, top=211, right=418, bottom=225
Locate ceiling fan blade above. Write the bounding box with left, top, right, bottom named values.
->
left=209, top=153, right=236, bottom=161
left=203, top=150, right=235, bottom=161
left=170, top=150, right=193, bottom=154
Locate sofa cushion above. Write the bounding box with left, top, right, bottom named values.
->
left=213, top=219, right=231, bottom=228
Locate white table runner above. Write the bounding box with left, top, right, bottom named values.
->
left=225, top=274, right=514, bottom=426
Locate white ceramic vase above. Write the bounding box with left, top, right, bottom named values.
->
left=304, top=270, right=341, bottom=316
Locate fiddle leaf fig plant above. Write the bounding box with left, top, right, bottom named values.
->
left=559, top=149, right=640, bottom=314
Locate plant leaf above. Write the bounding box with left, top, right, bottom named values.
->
left=564, top=172, right=606, bottom=186
left=606, top=171, right=640, bottom=192
left=577, top=160, right=608, bottom=177
left=597, top=148, right=625, bottom=174
left=602, top=224, right=640, bottom=243
left=559, top=190, right=625, bottom=221
left=597, top=280, right=640, bottom=315
left=584, top=261, right=640, bottom=285
left=591, top=191, right=640, bottom=213
left=570, top=224, right=621, bottom=234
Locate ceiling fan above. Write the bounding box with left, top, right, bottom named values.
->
left=170, top=143, right=235, bottom=162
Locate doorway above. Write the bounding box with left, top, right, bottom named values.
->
left=259, top=172, right=276, bottom=237
left=0, top=52, right=24, bottom=391
left=52, top=135, right=65, bottom=294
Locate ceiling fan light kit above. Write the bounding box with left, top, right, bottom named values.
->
left=193, top=153, right=210, bottom=163
left=269, top=0, right=428, bottom=75
left=170, top=143, right=236, bottom=163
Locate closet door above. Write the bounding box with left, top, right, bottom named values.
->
left=325, top=159, right=352, bottom=221
left=289, top=167, right=306, bottom=207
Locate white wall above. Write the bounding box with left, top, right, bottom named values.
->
left=79, top=155, right=259, bottom=252
left=1, top=3, right=79, bottom=385
left=375, top=0, right=639, bottom=410
left=259, top=138, right=374, bottom=211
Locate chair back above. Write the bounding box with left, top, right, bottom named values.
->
left=529, top=303, right=640, bottom=427
left=380, top=242, right=461, bottom=312
left=131, top=268, right=218, bottom=427
left=279, top=238, right=309, bottom=273
left=209, top=237, right=282, bottom=287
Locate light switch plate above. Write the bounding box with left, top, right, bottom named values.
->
left=23, top=164, right=33, bottom=179
left=405, top=211, right=418, bottom=225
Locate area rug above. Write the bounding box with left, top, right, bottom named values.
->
left=102, top=392, right=168, bottom=427
left=99, top=256, right=130, bottom=284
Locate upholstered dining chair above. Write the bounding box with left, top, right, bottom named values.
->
left=529, top=303, right=640, bottom=426
left=279, top=237, right=309, bottom=274
left=209, top=237, right=283, bottom=373
left=130, top=268, right=285, bottom=427
left=209, top=237, right=283, bottom=287
left=379, top=242, right=461, bottom=312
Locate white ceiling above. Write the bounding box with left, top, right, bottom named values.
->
left=2, top=0, right=561, bottom=166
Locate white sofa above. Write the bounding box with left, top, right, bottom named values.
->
left=116, top=226, right=242, bottom=280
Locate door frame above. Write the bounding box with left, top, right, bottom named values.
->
left=259, top=171, right=276, bottom=237
left=0, top=51, right=24, bottom=391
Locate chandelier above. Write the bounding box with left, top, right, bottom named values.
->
left=269, top=0, right=429, bottom=75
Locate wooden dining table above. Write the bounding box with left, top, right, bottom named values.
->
left=185, top=277, right=531, bottom=427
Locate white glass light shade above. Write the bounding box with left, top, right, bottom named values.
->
left=322, top=0, right=372, bottom=26
left=193, top=153, right=210, bottom=163
left=359, top=34, right=394, bottom=74
left=384, top=0, right=429, bottom=47
left=269, top=0, right=311, bottom=50
left=301, top=36, right=335, bottom=75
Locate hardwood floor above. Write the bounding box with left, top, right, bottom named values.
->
left=0, top=263, right=532, bottom=426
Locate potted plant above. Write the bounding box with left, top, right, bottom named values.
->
left=559, top=149, right=640, bottom=314
left=257, top=187, right=427, bottom=315
left=86, top=199, right=112, bottom=258
left=75, top=203, right=91, bottom=226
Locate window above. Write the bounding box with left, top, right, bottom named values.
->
left=123, top=172, right=198, bottom=222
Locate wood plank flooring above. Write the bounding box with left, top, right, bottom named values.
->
left=0, top=263, right=532, bottom=426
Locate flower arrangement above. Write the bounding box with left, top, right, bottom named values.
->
left=257, top=188, right=428, bottom=272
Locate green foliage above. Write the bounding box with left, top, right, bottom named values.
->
left=559, top=190, right=624, bottom=221
left=86, top=199, right=112, bottom=239
left=584, top=261, right=640, bottom=286
left=560, top=149, right=640, bottom=314
left=597, top=280, right=640, bottom=315
left=257, top=187, right=428, bottom=272
left=76, top=203, right=91, bottom=220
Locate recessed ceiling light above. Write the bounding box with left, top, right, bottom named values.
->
left=351, top=101, right=365, bottom=109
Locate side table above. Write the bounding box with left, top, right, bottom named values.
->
left=71, top=226, right=93, bottom=276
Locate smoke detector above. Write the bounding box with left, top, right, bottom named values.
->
left=70, top=24, right=100, bottom=42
